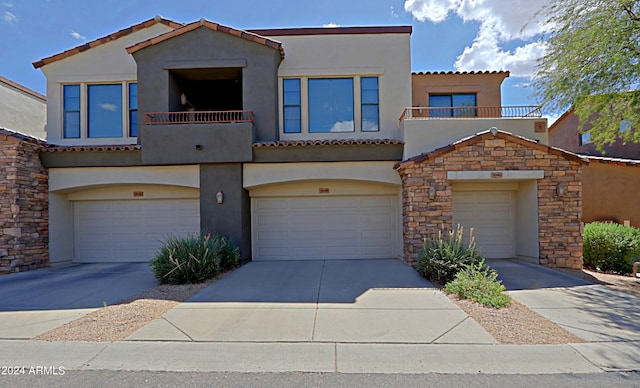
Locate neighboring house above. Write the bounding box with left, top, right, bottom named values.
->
left=0, top=128, right=48, bottom=273
left=33, top=16, right=584, bottom=270
left=549, top=109, right=640, bottom=159
left=550, top=110, right=640, bottom=227
left=0, top=76, right=47, bottom=139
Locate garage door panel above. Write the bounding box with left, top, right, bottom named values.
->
left=253, top=195, right=397, bottom=260
left=74, top=198, right=200, bottom=263
left=452, top=191, right=515, bottom=259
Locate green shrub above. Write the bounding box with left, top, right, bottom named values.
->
left=583, top=222, right=640, bottom=274
left=150, top=231, right=240, bottom=284
left=445, top=260, right=511, bottom=308
left=416, top=224, right=483, bottom=284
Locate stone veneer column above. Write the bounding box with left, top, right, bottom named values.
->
left=0, top=133, right=48, bottom=273
left=397, top=134, right=584, bottom=269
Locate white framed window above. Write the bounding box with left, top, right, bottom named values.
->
left=580, top=131, right=591, bottom=145
left=62, top=81, right=137, bottom=139
left=281, top=76, right=380, bottom=135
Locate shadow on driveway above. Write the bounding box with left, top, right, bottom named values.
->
left=487, top=259, right=594, bottom=290
left=0, top=263, right=157, bottom=311
left=188, top=259, right=435, bottom=304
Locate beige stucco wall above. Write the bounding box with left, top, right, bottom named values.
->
left=48, top=165, right=200, bottom=264
left=403, top=118, right=549, bottom=159
left=243, top=161, right=401, bottom=189
left=515, top=180, right=539, bottom=260
left=0, top=81, right=46, bottom=139
left=40, top=23, right=174, bottom=146
left=273, top=33, right=411, bottom=141
left=412, top=72, right=508, bottom=109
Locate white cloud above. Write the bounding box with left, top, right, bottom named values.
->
left=99, top=103, right=117, bottom=112
left=71, top=30, right=86, bottom=40
left=390, top=6, right=399, bottom=18
left=323, top=22, right=339, bottom=28
left=404, top=0, right=550, bottom=78
left=330, top=120, right=354, bottom=132
left=3, top=3, right=13, bottom=7
left=2, top=10, right=16, bottom=23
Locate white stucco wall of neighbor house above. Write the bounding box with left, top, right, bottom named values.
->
left=273, top=32, right=412, bottom=141
left=40, top=23, right=174, bottom=146
left=0, top=77, right=46, bottom=139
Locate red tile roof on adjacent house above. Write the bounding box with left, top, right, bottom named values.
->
left=0, top=128, right=47, bottom=145
left=126, top=19, right=285, bottom=59
left=412, top=70, right=510, bottom=77
left=395, top=130, right=589, bottom=170
left=43, top=144, right=141, bottom=152
left=0, top=76, right=46, bottom=102
left=253, top=139, right=404, bottom=148
left=32, top=17, right=183, bottom=69
left=248, top=26, right=412, bottom=37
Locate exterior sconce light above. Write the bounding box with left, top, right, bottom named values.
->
left=556, top=183, right=566, bottom=197
left=428, top=186, right=436, bottom=199
left=489, top=127, right=498, bottom=137
left=216, top=191, right=224, bottom=204
left=195, top=144, right=203, bottom=151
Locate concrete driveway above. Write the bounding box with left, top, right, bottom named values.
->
left=0, top=263, right=157, bottom=338
left=127, top=259, right=496, bottom=344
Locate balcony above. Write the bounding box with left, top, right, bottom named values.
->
left=399, top=106, right=542, bottom=124
left=144, top=110, right=255, bottom=125
left=139, top=110, right=255, bottom=165
left=399, top=106, right=547, bottom=159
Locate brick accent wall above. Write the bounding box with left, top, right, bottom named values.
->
left=0, top=132, right=48, bottom=273
left=397, top=132, right=584, bottom=269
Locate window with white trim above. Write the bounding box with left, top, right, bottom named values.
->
left=281, top=76, right=380, bottom=134
left=62, top=82, right=137, bottom=139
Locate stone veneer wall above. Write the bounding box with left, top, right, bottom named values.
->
left=0, top=132, right=48, bottom=273
left=398, top=134, right=584, bottom=269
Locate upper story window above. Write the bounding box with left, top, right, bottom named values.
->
left=63, top=85, right=81, bottom=138
left=62, top=82, right=137, bottom=139
left=429, top=93, right=477, bottom=117
left=580, top=131, right=591, bottom=145
left=309, top=78, right=354, bottom=133
left=361, top=77, right=379, bottom=132
left=281, top=76, right=379, bottom=134
left=283, top=79, right=301, bottom=133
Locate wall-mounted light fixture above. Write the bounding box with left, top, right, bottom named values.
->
left=556, top=183, right=566, bottom=197
left=216, top=191, right=224, bottom=204
left=195, top=144, right=203, bottom=151
left=428, top=186, right=436, bottom=199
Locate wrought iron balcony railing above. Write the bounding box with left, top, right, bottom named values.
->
left=144, top=110, right=255, bottom=125
left=399, top=106, right=542, bottom=124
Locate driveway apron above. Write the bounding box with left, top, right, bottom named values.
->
left=127, top=259, right=496, bottom=344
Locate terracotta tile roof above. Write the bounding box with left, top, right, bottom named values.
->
left=32, top=17, right=183, bottom=69
left=126, top=19, right=285, bottom=59
left=0, top=128, right=47, bottom=145
left=395, top=130, right=588, bottom=170
left=43, top=144, right=141, bottom=153
left=412, top=70, right=510, bottom=77
left=248, top=26, right=412, bottom=37
left=253, top=139, right=404, bottom=148
left=0, top=76, right=46, bottom=101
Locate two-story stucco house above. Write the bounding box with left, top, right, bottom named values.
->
left=0, top=76, right=46, bottom=139
left=34, top=17, right=586, bottom=269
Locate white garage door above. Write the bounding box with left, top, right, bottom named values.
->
left=452, top=191, right=515, bottom=259
left=253, top=195, right=397, bottom=260
left=74, top=199, right=200, bottom=263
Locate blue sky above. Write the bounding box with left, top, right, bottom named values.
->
left=1, top=0, right=549, bottom=111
